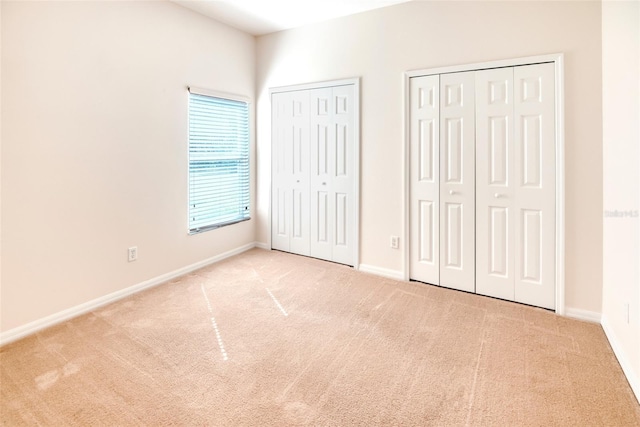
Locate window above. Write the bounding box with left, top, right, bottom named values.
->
left=188, top=88, right=250, bottom=233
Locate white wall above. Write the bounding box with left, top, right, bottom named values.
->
left=1, top=1, right=256, bottom=332
left=256, top=1, right=603, bottom=314
left=601, top=0, right=640, bottom=401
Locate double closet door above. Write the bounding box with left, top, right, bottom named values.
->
left=271, top=84, right=356, bottom=266
left=410, top=63, right=556, bottom=310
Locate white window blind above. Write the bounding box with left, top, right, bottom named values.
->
left=188, top=90, right=250, bottom=233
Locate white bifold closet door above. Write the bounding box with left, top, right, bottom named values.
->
left=409, top=62, right=556, bottom=310
left=309, top=86, right=356, bottom=265
left=475, top=63, right=555, bottom=309
left=271, top=84, right=356, bottom=266
left=439, top=72, right=476, bottom=293
left=409, top=75, right=440, bottom=285
left=409, top=72, right=476, bottom=292
left=475, top=67, right=516, bottom=301
left=271, top=90, right=311, bottom=255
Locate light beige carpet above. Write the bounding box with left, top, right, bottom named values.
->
left=1, top=248, right=639, bottom=426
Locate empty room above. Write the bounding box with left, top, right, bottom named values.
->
left=1, top=0, right=639, bottom=425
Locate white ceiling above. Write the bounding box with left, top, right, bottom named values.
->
left=171, top=0, right=413, bottom=36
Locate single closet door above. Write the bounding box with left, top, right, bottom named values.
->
left=475, top=67, right=516, bottom=301
left=513, top=63, right=555, bottom=309
left=409, top=75, right=440, bottom=285
left=271, top=90, right=311, bottom=256
left=439, top=72, right=476, bottom=293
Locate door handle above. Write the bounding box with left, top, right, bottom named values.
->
left=494, top=193, right=505, bottom=198
left=322, top=182, right=327, bottom=186
left=449, top=190, right=457, bottom=195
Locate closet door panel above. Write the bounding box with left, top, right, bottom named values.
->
left=271, top=92, right=292, bottom=251
left=514, top=63, right=555, bottom=309
left=440, top=72, right=475, bottom=292
left=410, top=75, right=440, bottom=285
left=475, top=68, right=516, bottom=301
left=310, top=88, right=334, bottom=261
left=288, top=91, right=311, bottom=256
left=331, top=85, right=355, bottom=265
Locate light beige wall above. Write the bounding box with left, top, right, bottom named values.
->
left=602, top=0, right=640, bottom=400
left=256, top=1, right=603, bottom=313
left=1, top=1, right=256, bottom=332
left=0, top=1, right=3, bottom=319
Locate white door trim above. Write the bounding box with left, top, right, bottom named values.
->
left=403, top=54, right=565, bottom=315
left=269, top=78, right=361, bottom=270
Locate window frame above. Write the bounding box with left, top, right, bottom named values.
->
left=187, top=86, right=251, bottom=235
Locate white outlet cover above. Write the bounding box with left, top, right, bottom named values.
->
left=128, top=247, right=138, bottom=262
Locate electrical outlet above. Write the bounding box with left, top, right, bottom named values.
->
left=390, top=236, right=399, bottom=249
left=128, top=246, right=138, bottom=262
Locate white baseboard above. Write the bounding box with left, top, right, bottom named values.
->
left=358, top=264, right=404, bottom=281
left=564, top=307, right=602, bottom=323
left=601, top=316, right=640, bottom=404
left=0, top=242, right=258, bottom=347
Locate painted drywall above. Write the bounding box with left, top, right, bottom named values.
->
left=601, top=0, right=640, bottom=400
left=0, top=0, right=3, bottom=317
left=1, top=1, right=256, bottom=332
left=256, top=1, right=603, bottom=313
